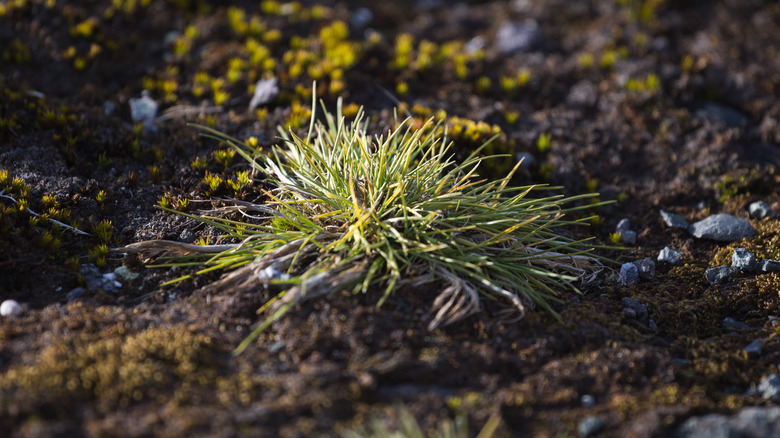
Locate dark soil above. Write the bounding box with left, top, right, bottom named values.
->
left=3, top=0, right=780, bottom=436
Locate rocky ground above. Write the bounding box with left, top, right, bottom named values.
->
left=3, top=0, right=780, bottom=436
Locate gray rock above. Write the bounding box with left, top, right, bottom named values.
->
left=749, top=201, right=776, bottom=220
left=692, top=101, right=750, bottom=128
left=619, top=263, right=639, bottom=286
left=248, top=78, right=279, bottom=111
left=578, top=415, right=604, bottom=437
left=632, top=258, right=656, bottom=280
left=732, top=248, right=758, bottom=272
left=495, top=19, right=540, bottom=54
left=658, top=247, right=683, bottom=265
left=0, top=300, right=23, bottom=317
left=723, top=317, right=751, bottom=331
left=674, top=406, right=780, bottom=438
left=515, top=152, right=536, bottom=168
left=129, top=90, right=158, bottom=124
left=129, top=90, right=159, bottom=134
left=349, top=7, right=373, bottom=30
left=619, top=230, right=637, bottom=245
left=760, top=259, right=780, bottom=273
left=688, top=214, right=754, bottom=242
left=80, top=263, right=122, bottom=293
left=66, top=287, right=86, bottom=302
left=114, top=266, right=140, bottom=281
left=744, top=340, right=763, bottom=358
left=622, top=297, right=649, bottom=325
left=705, top=266, right=735, bottom=285
left=580, top=394, right=596, bottom=408
left=759, top=374, right=780, bottom=402
left=660, top=210, right=689, bottom=229
left=616, top=218, right=631, bottom=231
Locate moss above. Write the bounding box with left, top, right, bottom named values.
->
left=0, top=326, right=216, bottom=411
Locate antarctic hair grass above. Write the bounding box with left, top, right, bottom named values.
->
left=119, top=97, right=607, bottom=355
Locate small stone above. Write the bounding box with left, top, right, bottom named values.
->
left=580, top=394, right=596, bottom=408
left=692, top=101, right=749, bottom=128
left=674, top=406, right=780, bottom=438
left=616, top=218, right=631, bottom=231
left=268, top=341, right=286, bottom=353
left=732, top=248, right=758, bottom=272
left=688, top=214, right=754, bottom=242
left=619, top=263, right=639, bottom=286
left=658, top=247, right=683, bottom=265
left=760, top=259, right=780, bottom=273
left=0, top=299, right=22, bottom=317
left=723, top=317, right=751, bottom=331
left=114, top=266, right=140, bottom=281
left=464, top=36, right=486, bottom=55
left=515, top=152, right=536, bottom=168
left=166, top=289, right=182, bottom=302
left=758, top=374, right=780, bottom=402
left=660, top=210, right=689, bottom=229
left=619, top=230, right=637, bottom=245
left=257, top=266, right=291, bottom=283
left=749, top=201, right=776, bottom=220
left=705, top=266, right=735, bottom=285
left=744, top=340, right=763, bottom=358
left=129, top=90, right=159, bottom=134
left=248, top=78, right=279, bottom=111
left=648, top=319, right=657, bottom=331
left=632, top=258, right=656, bottom=280
left=622, top=307, right=637, bottom=319
left=495, top=19, right=540, bottom=54
left=622, top=297, right=649, bottom=325
left=577, top=415, right=604, bottom=437
left=66, top=287, right=86, bottom=302
left=349, top=7, right=373, bottom=30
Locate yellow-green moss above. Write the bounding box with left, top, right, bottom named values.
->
left=0, top=326, right=216, bottom=410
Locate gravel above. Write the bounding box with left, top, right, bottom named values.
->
left=748, top=201, right=776, bottom=220
left=758, top=374, right=780, bottom=402
left=660, top=210, right=689, bottom=229
left=760, top=260, right=780, bottom=273
left=658, top=247, right=683, bottom=265
left=743, top=339, right=762, bottom=358
left=731, top=248, right=758, bottom=272
left=632, top=258, right=656, bottom=280
left=0, top=299, right=23, bottom=317
left=705, top=266, right=735, bottom=285
left=688, top=213, right=754, bottom=242
left=674, top=406, right=780, bottom=438
left=619, top=263, right=639, bottom=286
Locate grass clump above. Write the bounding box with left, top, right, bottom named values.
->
left=122, top=91, right=606, bottom=354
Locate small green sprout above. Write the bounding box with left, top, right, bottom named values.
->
left=190, top=156, right=209, bottom=171
left=214, top=149, right=236, bottom=168
left=609, top=232, right=622, bottom=245
left=537, top=132, right=552, bottom=153
left=93, top=219, right=113, bottom=244
left=476, top=76, right=492, bottom=94
left=97, top=151, right=112, bottom=167
left=96, top=190, right=107, bottom=204
left=516, top=69, right=531, bottom=88
left=158, top=196, right=172, bottom=209
left=148, top=165, right=162, bottom=182
left=203, top=171, right=223, bottom=193
left=89, top=244, right=109, bottom=268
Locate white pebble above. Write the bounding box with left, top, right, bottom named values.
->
left=0, top=299, right=23, bottom=317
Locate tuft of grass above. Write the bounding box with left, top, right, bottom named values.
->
left=120, top=89, right=608, bottom=354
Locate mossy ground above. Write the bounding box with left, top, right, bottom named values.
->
left=3, top=0, right=780, bottom=436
